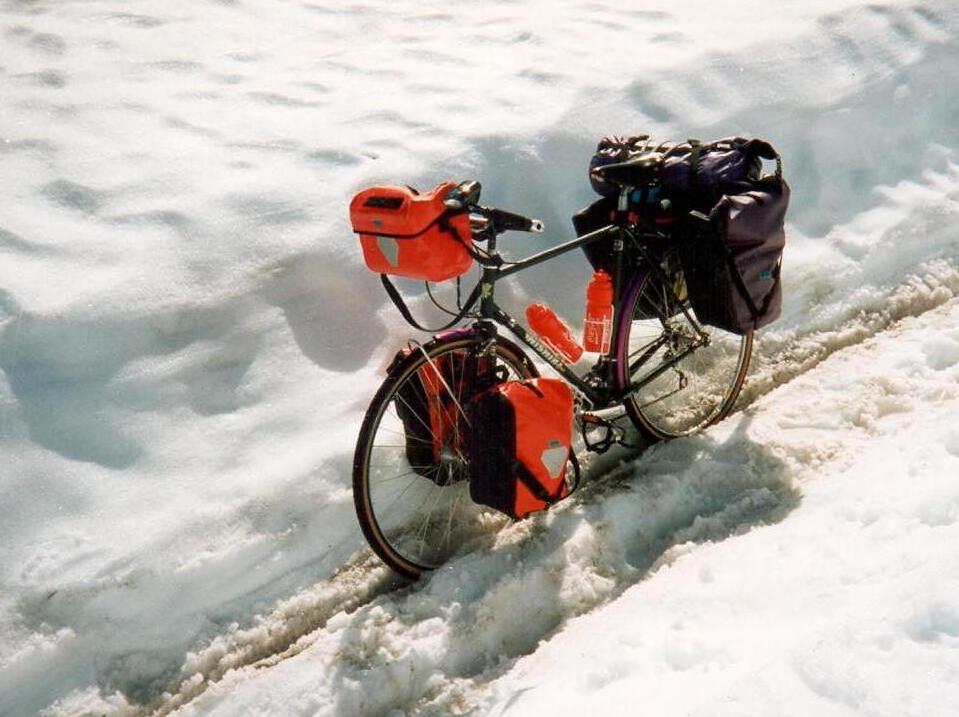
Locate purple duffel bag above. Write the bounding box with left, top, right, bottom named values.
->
left=589, top=135, right=777, bottom=199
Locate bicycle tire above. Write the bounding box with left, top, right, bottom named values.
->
left=615, top=259, right=752, bottom=440
left=352, top=334, right=536, bottom=579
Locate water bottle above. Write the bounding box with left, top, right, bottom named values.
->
left=583, top=270, right=613, bottom=353
left=525, top=303, right=583, bottom=363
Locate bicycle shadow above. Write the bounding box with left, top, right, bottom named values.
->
left=321, top=413, right=801, bottom=715
left=572, top=412, right=800, bottom=572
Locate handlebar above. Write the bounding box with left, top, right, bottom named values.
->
left=488, top=207, right=544, bottom=233
left=444, top=179, right=544, bottom=239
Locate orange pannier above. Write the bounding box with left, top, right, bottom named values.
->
left=467, top=378, right=574, bottom=518
left=349, top=181, right=473, bottom=282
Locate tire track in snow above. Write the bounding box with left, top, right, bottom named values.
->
left=156, top=423, right=803, bottom=717
left=743, top=156, right=959, bottom=407
left=143, top=554, right=403, bottom=717
left=743, top=259, right=959, bottom=409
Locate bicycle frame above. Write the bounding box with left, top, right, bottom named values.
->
left=474, top=223, right=614, bottom=406
left=467, top=206, right=708, bottom=410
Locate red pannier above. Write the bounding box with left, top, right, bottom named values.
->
left=349, top=181, right=473, bottom=282
left=393, top=348, right=498, bottom=484
left=468, top=379, right=574, bottom=519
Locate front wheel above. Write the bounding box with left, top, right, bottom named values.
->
left=616, top=259, right=752, bottom=440
left=352, top=334, right=536, bottom=579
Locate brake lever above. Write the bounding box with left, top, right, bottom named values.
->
left=444, top=180, right=482, bottom=210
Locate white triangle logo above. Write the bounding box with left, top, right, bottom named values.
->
left=376, top=235, right=400, bottom=267
left=541, top=442, right=568, bottom=479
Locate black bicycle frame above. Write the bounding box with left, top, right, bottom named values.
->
left=467, top=209, right=708, bottom=410
left=471, top=222, right=622, bottom=407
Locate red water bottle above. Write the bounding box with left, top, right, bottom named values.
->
left=526, top=303, right=584, bottom=363
left=583, top=270, right=613, bottom=353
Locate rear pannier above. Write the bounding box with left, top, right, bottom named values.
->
left=468, top=378, right=574, bottom=519
left=680, top=182, right=790, bottom=334
left=575, top=135, right=790, bottom=334
left=350, top=181, right=473, bottom=282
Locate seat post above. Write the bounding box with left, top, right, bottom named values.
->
left=611, top=186, right=632, bottom=311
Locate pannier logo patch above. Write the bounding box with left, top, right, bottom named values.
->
left=541, top=440, right=568, bottom=478
left=376, top=235, right=400, bottom=267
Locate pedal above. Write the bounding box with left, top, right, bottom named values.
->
left=582, top=405, right=627, bottom=422
left=580, top=410, right=625, bottom=454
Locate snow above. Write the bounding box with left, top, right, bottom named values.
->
left=1, top=0, right=958, bottom=715
left=480, top=299, right=959, bottom=717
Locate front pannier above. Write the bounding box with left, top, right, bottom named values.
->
left=468, top=379, right=573, bottom=519
left=350, top=181, right=473, bottom=282
left=392, top=348, right=497, bottom=484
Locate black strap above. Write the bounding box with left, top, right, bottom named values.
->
left=365, top=211, right=447, bottom=240
left=710, top=210, right=766, bottom=323
left=688, top=138, right=701, bottom=191
left=380, top=274, right=481, bottom=333
left=515, top=464, right=567, bottom=505
left=722, top=249, right=763, bottom=321
left=440, top=212, right=490, bottom=264
left=366, top=206, right=473, bottom=243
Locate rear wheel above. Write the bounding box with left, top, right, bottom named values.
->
left=617, top=256, right=752, bottom=440
left=353, top=335, right=535, bottom=579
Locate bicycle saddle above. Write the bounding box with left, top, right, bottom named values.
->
left=590, top=152, right=664, bottom=188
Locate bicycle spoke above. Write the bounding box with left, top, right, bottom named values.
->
left=374, top=472, right=428, bottom=528
left=627, top=334, right=667, bottom=370
left=369, top=466, right=440, bottom=484
left=444, top=484, right=466, bottom=551
left=415, top=346, right=472, bottom=428
left=412, top=480, right=448, bottom=553
left=621, top=257, right=752, bottom=438
left=374, top=427, right=434, bottom=445
left=392, top=391, right=437, bottom=443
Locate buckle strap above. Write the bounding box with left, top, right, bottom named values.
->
left=687, top=138, right=701, bottom=191
left=707, top=210, right=765, bottom=323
